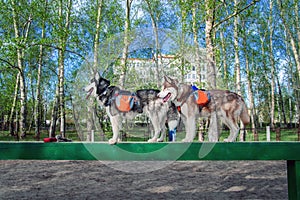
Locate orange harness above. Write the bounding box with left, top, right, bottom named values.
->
left=193, top=90, right=210, bottom=106
left=176, top=88, right=210, bottom=113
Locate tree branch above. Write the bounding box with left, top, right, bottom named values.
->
left=213, top=0, right=260, bottom=29
left=27, top=43, right=92, bottom=69
left=0, top=58, right=22, bottom=73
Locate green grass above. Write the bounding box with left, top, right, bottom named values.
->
left=0, top=130, right=81, bottom=142
left=0, top=126, right=299, bottom=142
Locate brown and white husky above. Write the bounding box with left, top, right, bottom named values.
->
left=158, top=76, right=250, bottom=142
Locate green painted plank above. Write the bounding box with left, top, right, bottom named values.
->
left=287, top=160, right=300, bottom=200
left=1, top=142, right=300, bottom=161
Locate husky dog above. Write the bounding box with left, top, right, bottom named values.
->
left=85, top=73, right=179, bottom=144
left=158, top=76, right=250, bottom=142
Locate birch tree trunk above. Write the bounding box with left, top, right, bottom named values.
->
left=9, top=73, right=20, bottom=138
left=34, top=1, right=47, bottom=140
left=233, top=0, right=245, bottom=141
left=58, top=25, right=66, bottom=138
left=119, top=0, right=133, bottom=88
left=180, top=1, right=188, bottom=83
left=234, top=0, right=241, bottom=96
left=205, top=0, right=217, bottom=89
left=276, top=75, right=287, bottom=125
left=192, top=1, right=201, bottom=83
left=49, top=85, right=59, bottom=138
left=286, top=37, right=294, bottom=128
left=269, top=0, right=275, bottom=130
left=145, top=0, right=161, bottom=88
left=220, top=31, right=228, bottom=88
left=93, top=0, right=103, bottom=73
left=11, top=0, right=31, bottom=139
left=192, top=1, right=205, bottom=141
left=242, top=20, right=258, bottom=141
left=259, top=31, right=271, bottom=128
left=248, top=56, right=258, bottom=141
left=87, top=0, right=103, bottom=141
left=277, top=0, right=300, bottom=139
left=58, top=0, right=72, bottom=138
left=277, top=0, right=300, bottom=78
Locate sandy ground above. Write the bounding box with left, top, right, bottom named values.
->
left=0, top=160, right=287, bottom=200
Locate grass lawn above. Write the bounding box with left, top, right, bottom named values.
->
left=0, top=125, right=299, bottom=142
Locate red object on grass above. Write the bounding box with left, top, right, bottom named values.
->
left=43, top=137, right=57, bottom=142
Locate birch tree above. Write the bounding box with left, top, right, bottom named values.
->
left=34, top=0, right=48, bottom=140
left=58, top=0, right=72, bottom=137
left=241, top=19, right=258, bottom=141
left=277, top=0, right=300, bottom=139
left=204, top=0, right=217, bottom=89
left=233, top=0, right=245, bottom=141
left=192, top=1, right=201, bottom=83
left=11, top=0, right=32, bottom=139
left=234, top=0, right=241, bottom=96
left=204, top=0, right=259, bottom=89
left=9, top=73, right=20, bottom=138
left=269, top=0, right=275, bottom=129
left=277, top=0, right=300, bottom=78
left=87, top=0, right=103, bottom=141
left=144, top=0, right=161, bottom=87
left=119, top=0, right=133, bottom=88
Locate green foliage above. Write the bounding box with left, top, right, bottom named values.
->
left=0, top=0, right=299, bottom=138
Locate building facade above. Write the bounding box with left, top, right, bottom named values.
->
left=113, top=54, right=207, bottom=88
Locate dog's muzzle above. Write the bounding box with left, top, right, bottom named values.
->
left=158, top=90, right=172, bottom=103
left=162, top=93, right=171, bottom=103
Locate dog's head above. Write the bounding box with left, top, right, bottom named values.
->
left=85, top=73, right=110, bottom=99
left=158, top=76, right=179, bottom=103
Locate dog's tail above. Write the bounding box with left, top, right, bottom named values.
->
left=240, top=102, right=250, bottom=126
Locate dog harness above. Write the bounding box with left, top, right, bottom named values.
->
left=176, top=85, right=211, bottom=112
left=193, top=89, right=211, bottom=106
left=114, top=91, right=136, bottom=112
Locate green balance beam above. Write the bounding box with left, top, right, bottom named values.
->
left=0, top=142, right=299, bottom=199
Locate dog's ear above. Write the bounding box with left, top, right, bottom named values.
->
left=172, top=77, right=179, bottom=85
left=99, top=76, right=110, bottom=86
left=164, top=76, right=178, bottom=84
left=95, top=72, right=100, bottom=80
left=164, top=76, right=173, bottom=83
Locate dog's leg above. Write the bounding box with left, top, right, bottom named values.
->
left=148, top=102, right=169, bottom=142
left=162, top=119, right=178, bottom=142
left=222, top=118, right=240, bottom=142
left=109, top=115, right=120, bottom=145
left=157, top=125, right=166, bottom=142
left=182, top=116, right=196, bottom=142
left=208, top=112, right=219, bottom=142
left=224, top=126, right=239, bottom=142
left=148, top=115, right=161, bottom=142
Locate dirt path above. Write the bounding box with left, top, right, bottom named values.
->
left=0, top=160, right=287, bottom=199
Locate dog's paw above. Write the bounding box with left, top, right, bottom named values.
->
left=182, top=138, right=193, bottom=142
left=108, top=138, right=117, bottom=145
left=156, top=138, right=164, bottom=142
left=148, top=138, right=157, bottom=142
left=223, top=138, right=233, bottom=142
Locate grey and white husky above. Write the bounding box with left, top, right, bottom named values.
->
left=158, top=76, right=250, bottom=142
left=85, top=73, right=179, bottom=144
